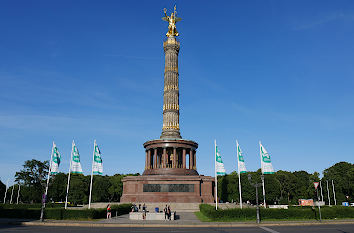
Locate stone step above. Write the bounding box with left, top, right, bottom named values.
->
left=82, top=202, right=201, bottom=212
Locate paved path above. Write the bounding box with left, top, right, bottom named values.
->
left=98, top=212, right=202, bottom=225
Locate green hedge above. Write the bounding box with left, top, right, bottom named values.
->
left=0, top=203, right=132, bottom=220
left=0, top=208, right=41, bottom=219
left=0, top=203, right=72, bottom=209
left=45, top=203, right=132, bottom=220
left=199, top=204, right=354, bottom=221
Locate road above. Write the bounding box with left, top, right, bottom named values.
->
left=0, top=225, right=353, bottom=233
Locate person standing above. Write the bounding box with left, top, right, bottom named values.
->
left=142, top=203, right=147, bottom=220
left=167, top=205, right=171, bottom=221
left=106, top=204, right=112, bottom=219
left=164, top=205, right=168, bottom=221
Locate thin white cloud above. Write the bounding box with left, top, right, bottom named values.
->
left=294, top=12, right=354, bottom=30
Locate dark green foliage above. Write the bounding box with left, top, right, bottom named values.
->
left=0, top=208, right=41, bottom=219
left=0, top=203, right=68, bottom=209
left=200, top=204, right=256, bottom=220
left=91, top=175, right=111, bottom=202
left=67, top=174, right=90, bottom=205
left=216, top=164, right=353, bottom=206
left=323, top=162, right=354, bottom=203
left=48, top=173, right=67, bottom=202
left=0, top=180, right=5, bottom=202
left=199, top=204, right=354, bottom=221
left=0, top=203, right=132, bottom=220
left=14, top=159, right=49, bottom=203
left=44, top=204, right=132, bottom=220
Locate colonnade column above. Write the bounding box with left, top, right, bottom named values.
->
left=163, top=148, right=167, bottom=168
left=173, top=147, right=177, bottom=168
left=154, top=148, right=157, bottom=168
left=193, top=151, right=196, bottom=169
left=182, top=148, right=186, bottom=168
left=145, top=150, right=148, bottom=169
left=189, top=149, right=193, bottom=169
left=148, top=149, right=151, bottom=169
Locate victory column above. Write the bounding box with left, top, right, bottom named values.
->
left=121, top=7, right=214, bottom=203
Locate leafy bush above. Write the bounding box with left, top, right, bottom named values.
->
left=0, top=203, right=132, bottom=220
left=0, top=208, right=41, bottom=219
left=199, top=204, right=354, bottom=221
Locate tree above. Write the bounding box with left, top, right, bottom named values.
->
left=323, top=162, right=354, bottom=204
left=68, top=174, right=89, bottom=205
left=275, top=170, right=297, bottom=204
left=293, top=171, right=312, bottom=200
left=48, top=173, right=68, bottom=202
left=108, top=174, right=124, bottom=202
left=92, top=175, right=111, bottom=202
left=14, top=159, right=49, bottom=203
left=0, top=180, right=6, bottom=202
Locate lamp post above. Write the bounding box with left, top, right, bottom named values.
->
left=248, top=174, right=264, bottom=224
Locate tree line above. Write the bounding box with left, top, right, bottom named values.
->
left=0, top=159, right=139, bottom=204
left=217, top=162, right=353, bottom=205
left=0, top=160, right=352, bottom=205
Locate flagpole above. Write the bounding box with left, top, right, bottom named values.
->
left=214, top=140, right=218, bottom=210
left=3, top=179, right=9, bottom=203
left=40, top=142, right=54, bottom=221
left=10, top=185, right=14, bottom=204
left=88, top=140, right=96, bottom=209
left=16, top=184, right=21, bottom=204
left=65, top=141, right=74, bottom=209
left=332, top=180, right=337, bottom=205
left=320, top=180, right=324, bottom=202
left=237, top=140, right=243, bottom=209
left=260, top=141, right=266, bottom=208
left=326, top=180, right=331, bottom=206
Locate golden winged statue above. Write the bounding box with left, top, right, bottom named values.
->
left=162, top=5, right=182, bottom=37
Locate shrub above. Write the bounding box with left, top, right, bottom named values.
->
left=0, top=208, right=41, bottom=219
left=199, top=204, right=354, bottom=221
left=0, top=203, right=132, bottom=220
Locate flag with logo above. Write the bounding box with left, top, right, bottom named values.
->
left=92, top=141, right=103, bottom=175
left=70, top=141, right=83, bottom=174
left=236, top=140, right=247, bottom=174
left=259, top=142, right=274, bottom=174
left=215, top=143, right=226, bottom=176
left=50, top=142, right=61, bottom=175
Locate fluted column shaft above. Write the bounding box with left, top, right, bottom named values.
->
left=189, top=149, right=193, bottom=169
left=153, top=148, right=157, bottom=168
left=145, top=150, right=148, bottom=169
left=161, top=37, right=181, bottom=139
left=163, top=148, right=167, bottom=168
left=148, top=149, right=151, bottom=169
left=182, top=149, right=186, bottom=168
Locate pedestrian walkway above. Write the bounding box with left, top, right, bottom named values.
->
left=100, top=212, right=202, bottom=225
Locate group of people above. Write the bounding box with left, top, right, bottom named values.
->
left=131, top=203, right=146, bottom=212
left=163, top=205, right=172, bottom=221
left=107, top=203, right=174, bottom=220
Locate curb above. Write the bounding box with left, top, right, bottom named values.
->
left=2, top=220, right=354, bottom=228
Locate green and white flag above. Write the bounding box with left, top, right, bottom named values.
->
left=236, top=140, right=247, bottom=174
left=260, top=142, right=274, bottom=174
left=92, top=141, right=103, bottom=175
left=215, top=144, right=226, bottom=176
left=50, top=142, right=61, bottom=175
left=70, top=141, right=83, bottom=174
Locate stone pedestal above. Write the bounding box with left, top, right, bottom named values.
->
left=120, top=175, right=214, bottom=203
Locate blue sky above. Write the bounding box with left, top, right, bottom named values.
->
left=0, top=1, right=353, bottom=185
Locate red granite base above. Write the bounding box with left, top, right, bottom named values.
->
left=120, top=175, right=215, bottom=203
